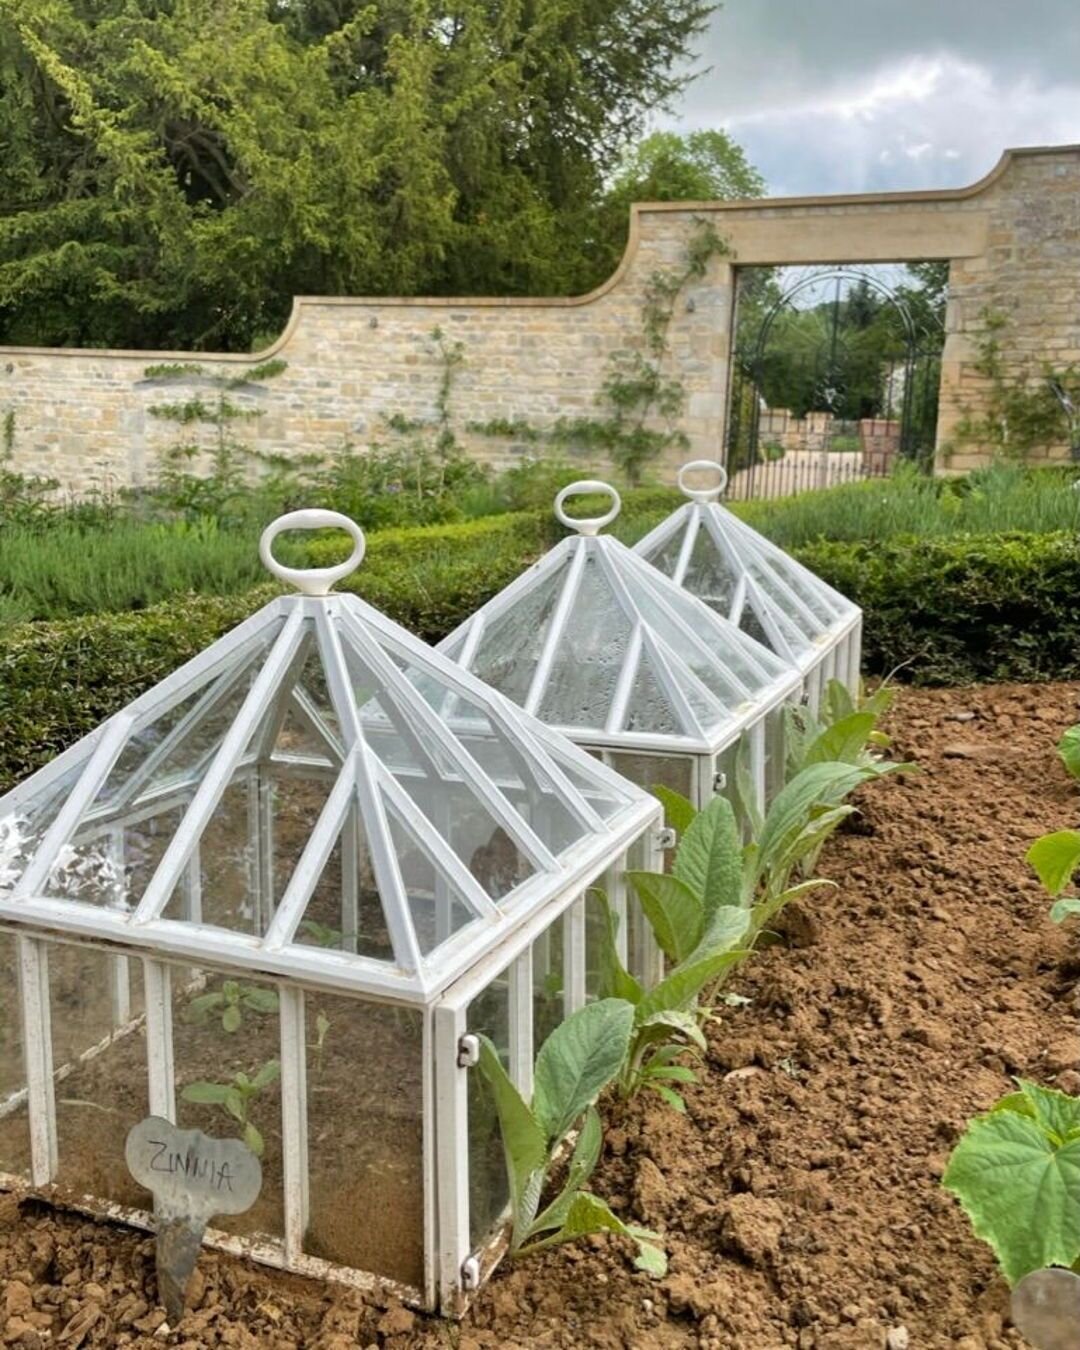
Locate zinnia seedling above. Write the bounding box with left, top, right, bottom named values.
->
left=181, top=1059, right=281, bottom=1158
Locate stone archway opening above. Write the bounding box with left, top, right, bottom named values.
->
left=723, top=261, right=946, bottom=499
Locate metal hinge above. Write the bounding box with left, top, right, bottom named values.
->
left=713, top=770, right=728, bottom=794
left=461, top=1256, right=481, bottom=1290
left=656, top=826, right=677, bottom=851
left=457, top=1033, right=480, bottom=1068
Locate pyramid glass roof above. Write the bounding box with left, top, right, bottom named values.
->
left=0, top=512, right=656, bottom=1001
left=634, top=462, right=861, bottom=670
left=438, top=483, right=802, bottom=754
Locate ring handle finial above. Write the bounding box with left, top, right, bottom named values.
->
left=553, top=481, right=622, bottom=537
left=677, top=460, right=728, bottom=503
left=259, top=510, right=366, bottom=596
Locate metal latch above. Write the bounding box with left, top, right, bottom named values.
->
left=457, top=1033, right=480, bottom=1068
left=656, top=826, right=677, bottom=851
left=713, top=770, right=728, bottom=793
left=461, top=1255, right=481, bottom=1290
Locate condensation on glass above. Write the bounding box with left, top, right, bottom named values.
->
left=0, top=510, right=663, bottom=1315
left=634, top=461, right=863, bottom=718
left=439, top=482, right=804, bottom=820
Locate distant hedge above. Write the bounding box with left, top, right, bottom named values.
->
left=3, top=512, right=1077, bottom=793
left=800, top=530, right=1080, bottom=687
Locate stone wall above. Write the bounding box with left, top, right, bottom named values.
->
left=1, top=144, right=1077, bottom=493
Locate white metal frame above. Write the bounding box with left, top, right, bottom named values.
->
left=633, top=480, right=863, bottom=710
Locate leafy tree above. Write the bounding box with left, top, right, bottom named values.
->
left=0, top=0, right=717, bottom=350
left=592, top=129, right=764, bottom=278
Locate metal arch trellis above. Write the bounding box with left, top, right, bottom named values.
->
left=724, top=264, right=946, bottom=497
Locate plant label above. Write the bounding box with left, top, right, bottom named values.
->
left=1011, top=1268, right=1080, bottom=1350
left=126, top=1116, right=262, bottom=1324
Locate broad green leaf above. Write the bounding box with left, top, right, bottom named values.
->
left=243, top=1122, right=264, bottom=1157
left=222, top=1004, right=242, bottom=1033
left=1027, top=830, right=1080, bottom=897
left=943, top=1106, right=1080, bottom=1284
left=180, top=1081, right=229, bottom=1105
left=186, top=992, right=222, bottom=1018
left=533, top=999, right=634, bottom=1145
left=222, top=980, right=240, bottom=1001
left=634, top=1009, right=707, bottom=1054
left=735, top=743, right=764, bottom=838
left=751, top=878, right=835, bottom=936
left=252, top=1059, right=281, bottom=1090
left=224, top=1088, right=246, bottom=1121
left=689, top=902, right=751, bottom=963
left=476, top=1036, right=547, bottom=1246
left=243, top=988, right=280, bottom=1013
left=805, top=711, right=876, bottom=766
left=627, top=871, right=703, bottom=963
left=674, top=794, right=744, bottom=919
left=532, top=1105, right=603, bottom=1234
left=1052, top=897, right=1080, bottom=924
left=637, top=949, right=746, bottom=1020
left=824, top=678, right=856, bottom=724
left=861, top=683, right=896, bottom=719
left=756, top=762, right=873, bottom=882
left=538, top=1192, right=667, bottom=1277
left=1017, top=1079, right=1080, bottom=1141
left=590, top=891, right=644, bottom=1005
left=650, top=785, right=697, bottom=837
left=1058, top=725, right=1080, bottom=779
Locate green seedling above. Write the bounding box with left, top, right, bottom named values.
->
left=312, top=1011, right=331, bottom=1074
left=785, top=678, right=898, bottom=781
left=186, top=980, right=279, bottom=1033
left=476, top=998, right=665, bottom=1276
left=298, top=920, right=350, bottom=949
left=181, top=1060, right=280, bottom=1157
left=1027, top=830, right=1080, bottom=923
left=944, top=1079, right=1080, bottom=1285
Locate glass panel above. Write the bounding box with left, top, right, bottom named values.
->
left=0, top=932, right=30, bottom=1176
left=764, top=704, right=788, bottom=804
left=304, top=995, right=424, bottom=1286
left=292, top=808, right=393, bottom=961
left=540, top=744, right=630, bottom=822
left=49, top=803, right=186, bottom=914
left=623, top=658, right=683, bottom=736
left=641, top=523, right=687, bottom=579
left=467, top=561, right=568, bottom=707
left=624, top=835, right=654, bottom=985
left=349, top=648, right=537, bottom=900
left=172, top=969, right=284, bottom=1242
left=386, top=813, right=475, bottom=956
left=162, top=779, right=258, bottom=932
left=532, top=914, right=565, bottom=1049
left=607, top=753, right=694, bottom=803
left=0, top=760, right=91, bottom=893
left=467, top=971, right=511, bottom=1250
left=537, top=555, right=632, bottom=732
left=738, top=601, right=781, bottom=655
left=684, top=522, right=741, bottom=615
left=584, top=890, right=610, bottom=1002
left=49, top=943, right=147, bottom=1208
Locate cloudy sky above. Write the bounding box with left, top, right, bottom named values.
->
left=667, top=1, right=1080, bottom=197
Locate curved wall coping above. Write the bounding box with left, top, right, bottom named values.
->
left=0, top=143, right=1070, bottom=364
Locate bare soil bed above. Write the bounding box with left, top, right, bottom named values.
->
left=1, top=680, right=1078, bottom=1349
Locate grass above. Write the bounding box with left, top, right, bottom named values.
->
left=731, top=462, right=1080, bottom=549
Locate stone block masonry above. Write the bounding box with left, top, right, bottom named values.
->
left=2, top=144, right=1078, bottom=493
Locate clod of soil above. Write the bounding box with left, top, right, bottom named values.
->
left=2, top=680, right=1078, bottom=1348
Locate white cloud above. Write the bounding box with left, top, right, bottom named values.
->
left=664, top=1, right=1080, bottom=195
left=668, top=51, right=1080, bottom=195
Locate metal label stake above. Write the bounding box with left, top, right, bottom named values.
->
left=126, top=1116, right=262, bottom=1324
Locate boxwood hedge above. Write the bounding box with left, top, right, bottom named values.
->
left=2, top=506, right=1077, bottom=793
